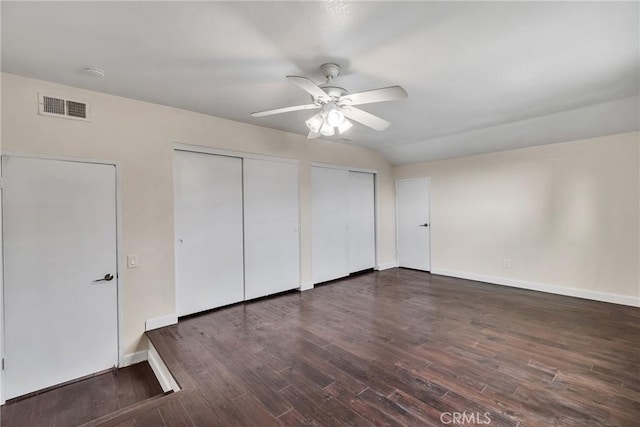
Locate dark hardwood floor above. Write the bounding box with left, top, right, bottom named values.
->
left=119, top=268, right=640, bottom=426
left=1, top=362, right=163, bottom=427
left=60, top=269, right=640, bottom=426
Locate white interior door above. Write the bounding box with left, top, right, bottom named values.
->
left=397, top=178, right=431, bottom=271
left=312, top=167, right=349, bottom=284
left=348, top=171, right=376, bottom=272
left=243, top=159, right=300, bottom=300
left=174, top=151, right=244, bottom=316
left=2, top=156, right=118, bottom=399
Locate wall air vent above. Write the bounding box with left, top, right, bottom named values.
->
left=38, top=93, right=91, bottom=121
left=43, top=96, right=65, bottom=115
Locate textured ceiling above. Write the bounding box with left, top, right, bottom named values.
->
left=2, top=1, right=639, bottom=164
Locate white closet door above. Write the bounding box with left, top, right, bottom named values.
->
left=312, top=167, right=350, bottom=284
left=174, top=151, right=244, bottom=316
left=348, top=171, right=376, bottom=272
left=243, top=159, right=300, bottom=300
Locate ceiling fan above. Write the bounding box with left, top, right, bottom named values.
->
left=251, top=63, right=408, bottom=139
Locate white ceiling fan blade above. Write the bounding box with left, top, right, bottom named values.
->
left=341, top=86, right=408, bottom=106
left=287, top=76, right=329, bottom=100
left=342, top=107, right=390, bottom=131
left=307, top=129, right=321, bottom=139
left=251, top=103, right=319, bottom=117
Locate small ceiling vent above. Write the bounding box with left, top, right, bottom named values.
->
left=39, top=93, right=91, bottom=121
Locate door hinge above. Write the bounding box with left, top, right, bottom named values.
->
left=2, top=358, right=5, bottom=370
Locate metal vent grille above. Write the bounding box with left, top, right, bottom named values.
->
left=66, top=100, right=87, bottom=118
left=43, top=96, right=66, bottom=115
left=38, top=93, right=90, bottom=121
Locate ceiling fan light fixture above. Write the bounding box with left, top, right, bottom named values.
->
left=337, top=118, right=353, bottom=134
left=323, top=102, right=345, bottom=127
left=305, top=113, right=324, bottom=133
left=320, top=121, right=335, bottom=136
left=326, top=109, right=344, bottom=127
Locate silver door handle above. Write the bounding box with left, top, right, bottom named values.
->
left=93, top=273, right=114, bottom=282
left=419, top=223, right=429, bottom=227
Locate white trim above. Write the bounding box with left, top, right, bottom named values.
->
left=122, top=350, right=148, bottom=367
left=431, top=268, right=640, bottom=307
left=311, top=161, right=377, bottom=174
left=393, top=179, right=399, bottom=271
left=297, top=163, right=303, bottom=294
left=373, top=173, right=381, bottom=271
left=115, top=161, right=125, bottom=367
left=148, top=341, right=180, bottom=393
left=426, top=178, right=431, bottom=271
left=376, top=262, right=399, bottom=271
left=1, top=151, right=120, bottom=167
left=0, top=180, right=3, bottom=406
left=299, top=281, right=314, bottom=291
left=395, top=177, right=431, bottom=183
left=173, top=142, right=300, bottom=165
left=145, top=313, right=178, bottom=331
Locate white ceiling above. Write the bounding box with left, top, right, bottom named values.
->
left=2, top=1, right=638, bottom=164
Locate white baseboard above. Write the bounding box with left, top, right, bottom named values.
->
left=145, top=313, right=178, bottom=331
left=1, top=348, right=174, bottom=406
left=431, top=268, right=640, bottom=307
left=148, top=341, right=180, bottom=393
left=122, top=350, right=148, bottom=367
left=299, top=281, right=314, bottom=291
left=376, top=262, right=399, bottom=271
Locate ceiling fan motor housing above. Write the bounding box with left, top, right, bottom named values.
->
left=313, top=85, right=348, bottom=104
left=315, top=63, right=347, bottom=104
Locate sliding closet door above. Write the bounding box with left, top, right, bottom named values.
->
left=174, top=151, right=244, bottom=316
left=348, top=171, right=376, bottom=272
left=312, top=167, right=350, bottom=284
left=244, top=159, right=300, bottom=300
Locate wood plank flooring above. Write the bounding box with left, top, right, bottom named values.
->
left=133, top=269, right=640, bottom=426
left=1, top=362, right=164, bottom=427
left=60, top=269, right=640, bottom=425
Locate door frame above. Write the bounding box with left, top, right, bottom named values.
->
left=395, top=177, right=432, bottom=271
left=0, top=152, right=124, bottom=404
left=311, top=162, right=380, bottom=272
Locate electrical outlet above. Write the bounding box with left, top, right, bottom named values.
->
left=503, top=258, right=511, bottom=269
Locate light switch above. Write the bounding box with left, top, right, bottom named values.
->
left=127, top=255, right=139, bottom=269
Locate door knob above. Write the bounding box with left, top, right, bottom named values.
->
left=419, top=223, right=429, bottom=227
left=93, top=273, right=114, bottom=282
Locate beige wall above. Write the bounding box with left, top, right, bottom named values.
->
left=0, top=73, right=397, bottom=355
left=395, top=132, right=640, bottom=304
left=3, top=70, right=638, bottom=360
